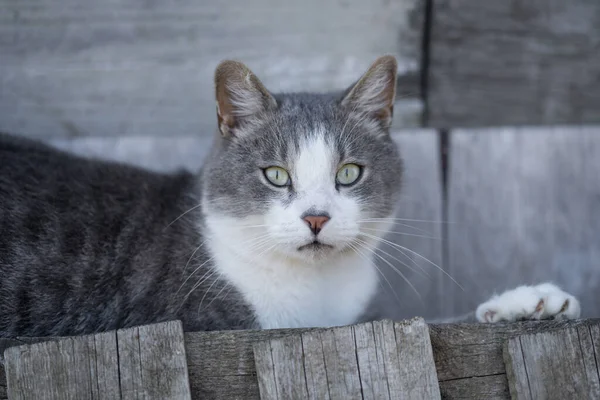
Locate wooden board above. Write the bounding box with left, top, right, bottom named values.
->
left=0, top=0, right=423, bottom=139
left=446, top=126, right=600, bottom=318
left=1, top=319, right=599, bottom=399
left=427, top=0, right=600, bottom=127
left=252, top=319, right=441, bottom=400
left=3, top=321, right=191, bottom=400
left=383, top=131, right=445, bottom=321
left=504, top=324, right=600, bottom=399
left=430, top=319, right=600, bottom=400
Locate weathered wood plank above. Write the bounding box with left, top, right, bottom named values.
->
left=438, top=374, right=509, bottom=400
left=254, top=336, right=308, bottom=400
left=373, top=321, right=403, bottom=397
left=504, top=326, right=600, bottom=399
left=137, top=321, right=192, bottom=399
left=253, top=341, right=280, bottom=400
left=92, top=332, right=121, bottom=400
left=117, top=326, right=145, bottom=398
left=0, top=0, right=423, bottom=138
left=377, top=130, right=445, bottom=321
left=300, top=331, right=331, bottom=400
left=428, top=0, right=600, bottom=127
left=117, top=321, right=192, bottom=399
left=253, top=319, right=440, bottom=400
left=394, top=318, right=440, bottom=399
left=48, top=136, right=210, bottom=173
left=5, top=333, right=111, bottom=400
left=2, top=319, right=599, bottom=400
left=430, top=319, right=600, bottom=400
left=321, top=326, right=363, bottom=399
left=577, top=325, right=600, bottom=399
left=446, top=126, right=600, bottom=319
left=353, top=323, right=388, bottom=399
left=184, top=327, right=315, bottom=399
left=3, top=321, right=191, bottom=400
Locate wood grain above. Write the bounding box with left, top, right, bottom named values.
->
left=2, top=319, right=599, bottom=399
left=3, top=321, right=191, bottom=400
left=428, top=0, right=600, bottom=127
left=5, top=333, right=113, bottom=400
left=430, top=319, right=600, bottom=400
left=252, top=319, right=440, bottom=400
left=0, top=0, right=423, bottom=138
left=384, top=131, right=445, bottom=321
left=446, top=126, right=600, bottom=318
left=254, top=335, right=309, bottom=400
left=504, top=325, right=600, bottom=399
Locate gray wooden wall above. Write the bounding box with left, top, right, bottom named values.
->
left=3, top=0, right=599, bottom=137
left=2, top=0, right=600, bottom=319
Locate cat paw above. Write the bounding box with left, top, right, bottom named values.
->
left=475, top=283, right=581, bottom=323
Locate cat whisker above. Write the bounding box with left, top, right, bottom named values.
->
left=176, top=259, right=216, bottom=297
left=359, top=217, right=454, bottom=224
left=165, top=202, right=203, bottom=228
left=176, top=267, right=219, bottom=312
left=177, top=232, right=277, bottom=311
left=354, top=237, right=431, bottom=279
left=352, top=240, right=423, bottom=302
left=361, top=221, right=435, bottom=236
left=182, top=239, right=209, bottom=276
left=360, top=227, right=440, bottom=240
left=250, top=242, right=279, bottom=262
left=197, top=272, right=224, bottom=312
left=347, top=242, right=402, bottom=305
left=200, top=281, right=231, bottom=312
left=361, top=232, right=464, bottom=291
left=181, top=232, right=271, bottom=281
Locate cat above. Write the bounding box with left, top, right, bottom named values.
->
left=0, top=56, right=580, bottom=338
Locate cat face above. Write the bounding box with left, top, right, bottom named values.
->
left=203, top=56, right=402, bottom=263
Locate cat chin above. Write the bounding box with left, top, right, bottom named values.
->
left=282, top=243, right=361, bottom=265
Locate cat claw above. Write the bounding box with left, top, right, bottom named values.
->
left=475, top=283, right=581, bottom=323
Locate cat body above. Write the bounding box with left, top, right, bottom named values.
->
left=0, top=57, right=402, bottom=336
left=0, top=133, right=256, bottom=336
left=0, top=56, right=581, bottom=337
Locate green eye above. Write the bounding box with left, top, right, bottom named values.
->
left=264, top=166, right=290, bottom=187
left=336, top=163, right=362, bottom=186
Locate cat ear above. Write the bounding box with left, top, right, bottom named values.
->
left=214, top=60, right=277, bottom=138
left=341, top=55, right=398, bottom=130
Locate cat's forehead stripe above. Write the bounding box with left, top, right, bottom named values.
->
left=294, top=127, right=335, bottom=193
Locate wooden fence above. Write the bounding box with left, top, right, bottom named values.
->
left=2, top=0, right=599, bottom=138
left=2, top=318, right=599, bottom=399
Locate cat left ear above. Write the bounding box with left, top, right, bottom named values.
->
left=214, top=60, right=277, bottom=138
left=341, top=55, right=398, bottom=130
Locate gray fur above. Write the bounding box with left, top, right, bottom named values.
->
left=0, top=56, right=404, bottom=337
left=0, top=133, right=256, bottom=336
left=204, top=92, right=402, bottom=221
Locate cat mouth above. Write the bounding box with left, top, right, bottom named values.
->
left=298, top=240, right=334, bottom=252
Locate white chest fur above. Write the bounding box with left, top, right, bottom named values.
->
left=206, top=231, right=379, bottom=329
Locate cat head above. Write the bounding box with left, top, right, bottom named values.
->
left=202, top=56, right=403, bottom=264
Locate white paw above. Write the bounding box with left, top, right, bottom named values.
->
left=475, top=283, right=581, bottom=323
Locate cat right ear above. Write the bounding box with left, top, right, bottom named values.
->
left=214, top=61, right=277, bottom=138
left=341, top=55, right=398, bottom=130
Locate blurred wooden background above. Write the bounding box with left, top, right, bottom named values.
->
left=1, top=0, right=599, bottom=320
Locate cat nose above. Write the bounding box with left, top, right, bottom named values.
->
left=302, top=214, right=330, bottom=235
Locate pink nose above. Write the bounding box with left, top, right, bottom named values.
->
left=303, top=215, right=330, bottom=235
